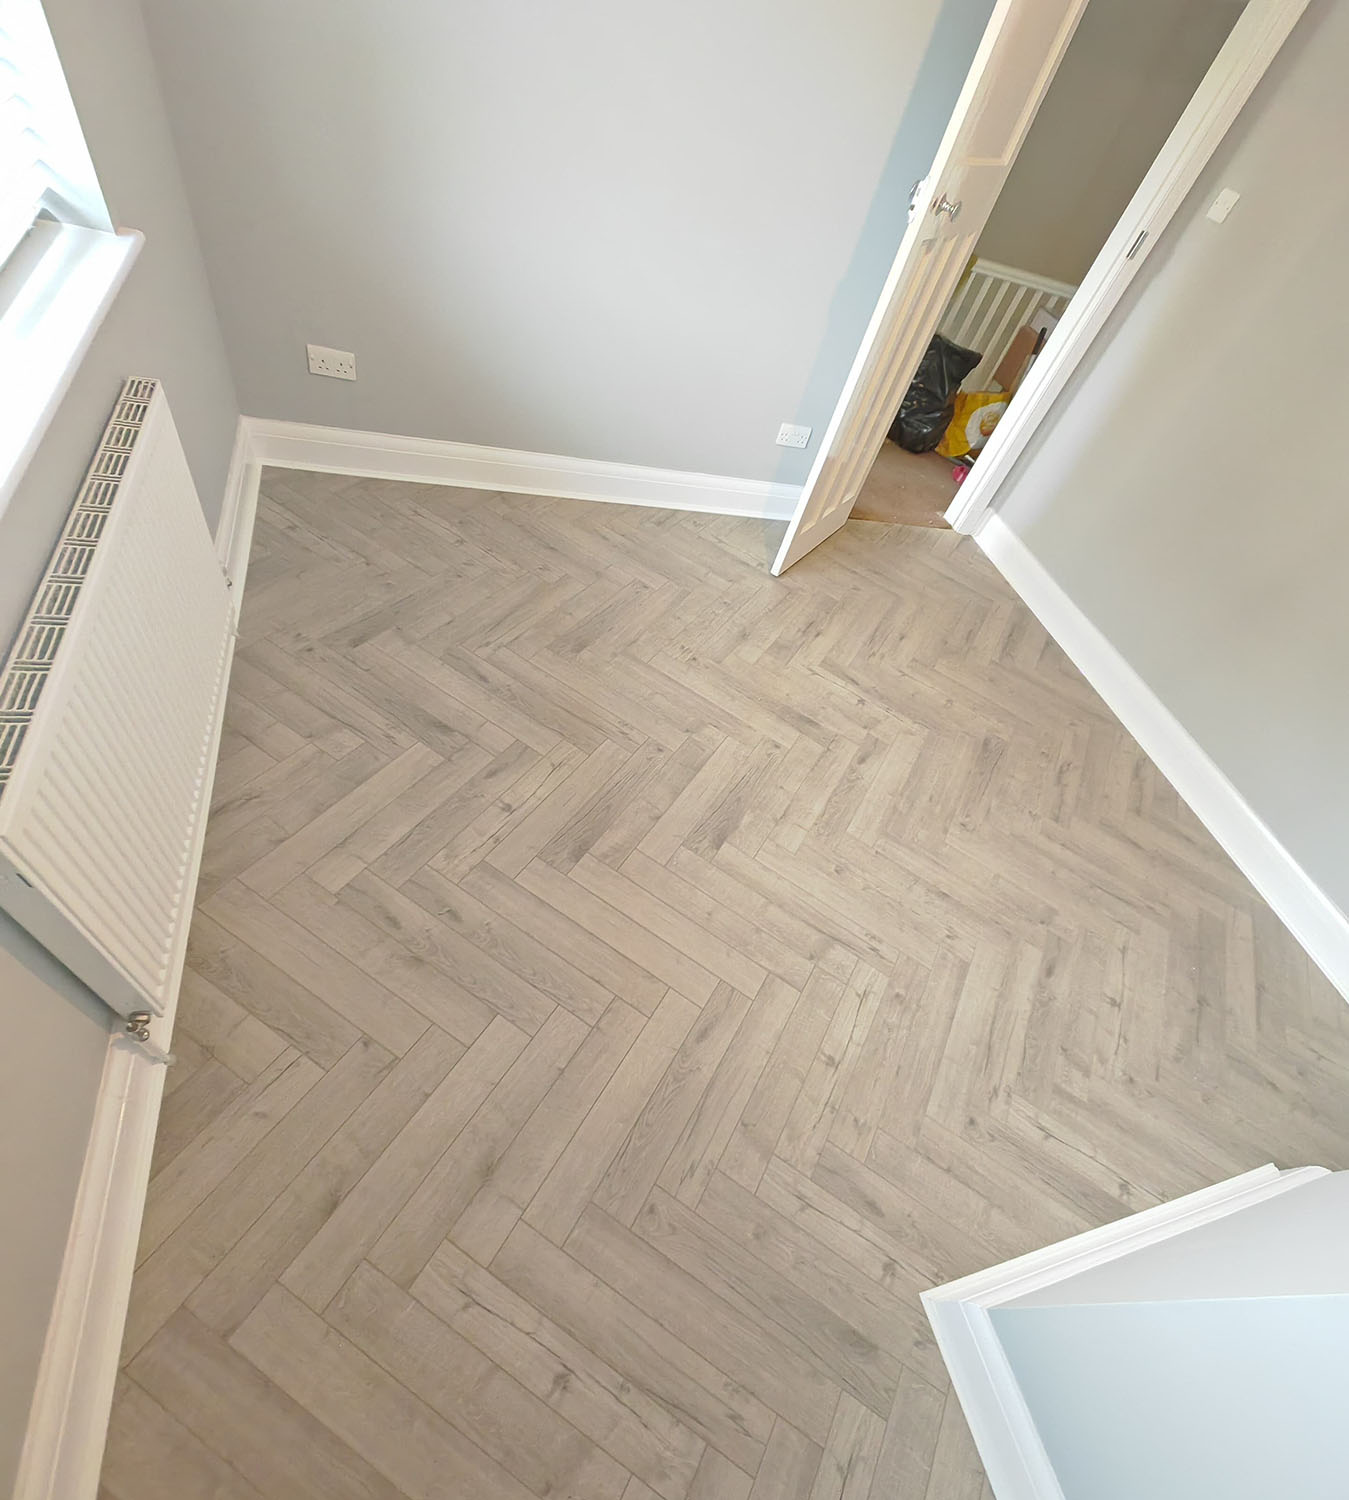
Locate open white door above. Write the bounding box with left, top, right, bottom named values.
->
left=771, top=0, right=1091, bottom=575
left=944, top=0, right=1311, bottom=536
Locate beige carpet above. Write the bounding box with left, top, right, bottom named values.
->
left=851, top=441, right=960, bottom=528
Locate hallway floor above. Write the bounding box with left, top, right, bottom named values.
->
left=101, top=470, right=1349, bottom=1500
left=850, top=442, right=958, bottom=528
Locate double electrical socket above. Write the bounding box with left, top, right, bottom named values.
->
left=776, top=422, right=812, bottom=449
left=307, top=343, right=357, bottom=380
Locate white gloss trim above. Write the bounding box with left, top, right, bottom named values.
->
left=243, top=417, right=802, bottom=521
left=0, top=223, right=142, bottom=519
left=923, top=1164, right=1328, bottom=1500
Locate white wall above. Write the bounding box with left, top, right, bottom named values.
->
left=137, top=0, right=995, bottom=485
left=977, top=0, right=1239, bottom=284
left=993, top=1293, right=1349, bottom=1500
left=0, top=0, right=238, bottom=1485
left=988, top=1173, right=1349, bottom=1500
left=988, top=0, right=1349, bottom=921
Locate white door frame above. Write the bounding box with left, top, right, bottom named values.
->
left=943, top=0, right=1310, bottom=534
left=772, top=0, right=1094, bottom=575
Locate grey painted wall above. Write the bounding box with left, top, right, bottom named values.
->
left=989, top=0, right=1349, bottom=917
left=977, top=0, right=1239, bottom=285
left=0, top=933, right=109, bottom=1493
left=993, top=1293, right=1349, bottom=1500
left=137, top=0, right=994, bottom=485
left=0, top=0, right=238, bottom=1485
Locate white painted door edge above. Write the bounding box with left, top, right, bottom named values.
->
left=945, top=0, right=1312, bottom=534
left=977, top=514, right=1349, bottom=1001
left=923, top=1163, right=1329, bottom=1500
left=244, top=417, right=802, bottom=522
left=13, top=518, right=242, bottom=1500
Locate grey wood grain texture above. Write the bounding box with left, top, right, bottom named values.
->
left=102, top=469, right=1349, bottom=1500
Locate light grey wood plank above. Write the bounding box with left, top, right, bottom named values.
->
left=204, top=879, right=429, bottom=1055
left=517, top=858, right=720, bottom=1006
left=867, top=1368, right=947, bottom=1500
left=128, top=1310, right=406, bottom=1500
left=281, top=1016, right=526, bottom=1311
left=462, top=860, right=669, bottom=1013
left=186, top=912, right=362, bottom=1067
left=808, top=1392, right=885, bottom=1500
left=493, top=1220, right=775, bottom=1474
left=232, top=1286, right=537, bottom=1500
left=369, top=1005, right=588, bottom=1286
left=452, top=997, right=647, bottom=1263
left=189, top=1026, right=465, bottom=1334
left=102, top=474, right=1349, bottom=1500
left=570, top=1203, right=841, bottom=1445
left=125, top=1038, right=393, bottom=1359
left=100, top=1375, right=267, bottom=1500
left=274, top=872, right=497, bottom=1043
left=523, top=991, right=699, bottom=1245
left=594, top=983, right=753, bottom=1226
left=328, top=1263, right=629, bottom=1500
left=747, top=1421, right=822, bottom=1500
left=414, top=1239, right=706, bottom=1500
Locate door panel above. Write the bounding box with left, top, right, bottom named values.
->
left=771, top=0, right=1091, bottom=575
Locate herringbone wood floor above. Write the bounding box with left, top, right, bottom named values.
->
left=101, top=470, right=1349, bottom=1500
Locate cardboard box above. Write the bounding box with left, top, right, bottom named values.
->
left=992, top=326, right=1039, bottom=393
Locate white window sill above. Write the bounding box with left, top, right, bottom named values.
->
left=0, top=221, right=143, bottom=519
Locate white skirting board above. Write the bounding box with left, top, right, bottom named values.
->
left=975, top=514, right=1349, bottom=1003
left=243, top=417, right=802, bottom=522
left=214, top=415, right=265, bottom=595
left=13, top=635, right=235, bottom=1500
left=13, top=1038, right=170, bottom=1500
left=922, top=1163, right=1329, bottom=1500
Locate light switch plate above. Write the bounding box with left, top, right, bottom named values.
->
left=1206, top=188, right=1241, bottom=224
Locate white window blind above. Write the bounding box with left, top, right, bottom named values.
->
left=0, top=26, right=46, bottom=266
left=0, top=0, right=108, bottom=270
left=0, top=0, right=129, bottom=520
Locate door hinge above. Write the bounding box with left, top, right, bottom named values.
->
left=1125, top=228, right=1149, bottom=260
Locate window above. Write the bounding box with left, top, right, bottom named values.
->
left=1, top=0, right=110, bottom=255
left=0, top=34, right=48, bottom=266
left=0, top=0, right=140, bottom=512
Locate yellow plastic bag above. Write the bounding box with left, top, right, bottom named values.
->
left=937, top=391, right=1008, bottom=459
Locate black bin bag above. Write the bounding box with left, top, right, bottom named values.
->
left=888, top=335, right=982, bottom=453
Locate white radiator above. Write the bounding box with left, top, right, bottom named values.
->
left=0, top=378, right=234, bottom=1021
left=938, top=257, right=1077, bottom=392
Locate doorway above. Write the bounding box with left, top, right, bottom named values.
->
left=850, top=0, right=1243, bottom=532
left=771, top=0, right=1310, bottom=573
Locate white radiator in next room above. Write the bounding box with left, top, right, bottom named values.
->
left=938, top=257, right=1077, bottom=392
left=0, top=378, right=234, bottom=1022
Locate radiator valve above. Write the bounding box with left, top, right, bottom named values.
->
left=122, top=1011, right=175, bottom=1066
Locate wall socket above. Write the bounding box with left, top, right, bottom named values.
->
left=307, top=343, right=357, bottom=380
left=776, top=422, right=812, bottom=449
